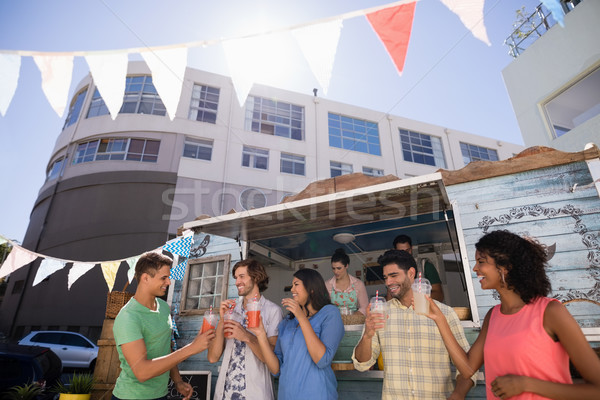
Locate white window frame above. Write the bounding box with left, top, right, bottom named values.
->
left=188, top=84, right=220, bottom=124
left=73, top=138, right=160, bottom=164
left=362, top=166, right=384, bottom=177
left=245, top=96, right=305, bottom=140
left=330, top=161, right=353, bottom=177
left=280, top=153, right=305, bottom=176
left=242, top=146, right=269, bottom=170
left=399, top=129, right=446, bottom=168
left=180, top=254, right=230, bottom=315
left=183, top=138, right=213, bottom=161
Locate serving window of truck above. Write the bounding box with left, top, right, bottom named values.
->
left=182, top=172, right=480, bottom=327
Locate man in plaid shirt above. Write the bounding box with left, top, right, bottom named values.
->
left=352, top=250, right=476, bottom=399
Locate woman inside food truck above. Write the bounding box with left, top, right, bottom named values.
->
left=325, top=248, right=369, bottom=316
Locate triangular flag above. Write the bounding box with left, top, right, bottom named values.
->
left=0, top=54, right=21, bottom=116
left=85, top=53, right=128, bottom=120
left=101, top=261, right=121, bottom=292
left=541, top=0, right=565, bottom=27
left=33, top=258, right=66, bottom=286
left=222, top=35, right=265, bottom=107
left=440, top=0, right=491, bottom=46
left=68, top=262, right=96, bottom=290
left=141, top=47, right=187, bottom=120
left=170, top=259, right=188, bottom=281
left=367, top=1, right=417, bottom=75
left=163, top=236, right=193, bottom=258
left=33, top=55, right=74, bottom=117
left=125, top=255, right=140, bottom=283
left=292, top=19, right=343, bottom=95
left=0, top=246, right=38, bottom=279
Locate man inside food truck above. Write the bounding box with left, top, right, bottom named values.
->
left=393, top=234, right=444, bottom=302
left=352, top=249, right=475, bottom=399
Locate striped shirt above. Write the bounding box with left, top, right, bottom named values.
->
left=352, top=299, right=474, bottom=399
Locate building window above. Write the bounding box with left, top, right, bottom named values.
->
left=242, top=146, right=269, bottom=170
left=280, top=153, right=305, bottom=176
left=73, top=138, right=160, bottom=164
left=330, top=161, right=353, bottom=177
left=183, top=138, right=213, bottom=161
left=544, top=67, right=600, bottom=139
left=362, top=166, right=384, bottom=177
left=63, top=88, right=88, bottom=129
left=460, top=142, right=499, bottom=165
left=180, top=255, right=230, bottom=313
left=46, top=158, right=65, bottom=181
left=328, top=113, right=381, bottom=155
left=245, top=97, right=304, bottom=140
left=86, top=75, right=166, bottom=118
left=189, top=84, right=220, bottom=124
left=399, top=129, right=446, bottom=168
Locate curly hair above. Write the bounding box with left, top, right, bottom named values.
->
left=232, top=259, right=269, bottom=292
left=475, top=230, right=551, bottom=303
left=331, top=248, right=350, bottom=266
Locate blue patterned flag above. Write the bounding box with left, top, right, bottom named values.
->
left=163, top=236, right=193, bottom=258
left=170, top=259, right=188, bottom=281
left=541, top=0, right=565, bottom=27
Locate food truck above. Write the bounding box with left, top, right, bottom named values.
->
left=171, top=146, right=600, bottom=399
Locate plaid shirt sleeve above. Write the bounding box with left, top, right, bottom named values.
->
left=351, top=325, right=379, bottom=371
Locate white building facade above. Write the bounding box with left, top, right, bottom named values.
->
left=502, top=0, right=600, bottom=152
left=1, top=61, right=523, bottom=339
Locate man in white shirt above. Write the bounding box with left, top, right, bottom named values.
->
left=208, top=259, right=283, bottom=400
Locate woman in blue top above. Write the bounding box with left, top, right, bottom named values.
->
left=249, top=268, right=345, bottom=400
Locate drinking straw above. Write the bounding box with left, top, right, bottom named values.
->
left=418, top=272, right=422, bottom=293
left=209, top=305, right=213, bottom=315
left=376, top=290, right=379, bottom=298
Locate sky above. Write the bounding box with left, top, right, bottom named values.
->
left=0, top=0, right=540, bottom=244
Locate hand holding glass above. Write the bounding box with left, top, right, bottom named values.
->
left=246, top=300, right=261, bottom=328
left=369, top=296, right=389, bottom=331
left=201, top=310, right=218, bottom=333
left=412, top=279, right=432, bottom=315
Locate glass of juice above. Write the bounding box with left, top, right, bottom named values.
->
left=201, top=310, right=218, bottom=333
left=247, top=300, right=260, bottom=328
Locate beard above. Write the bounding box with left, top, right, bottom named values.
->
left=389, top=276, right=412, bottom=301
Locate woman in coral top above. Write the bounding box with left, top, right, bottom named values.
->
left=424, top=230, right=600, bottom=399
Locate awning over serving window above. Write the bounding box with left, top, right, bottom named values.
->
left=183, top=173, right=452, bottom=261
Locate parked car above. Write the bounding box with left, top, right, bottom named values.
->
left=0, top=343, right=62, bottom=397
left=18, top=331, right=98, bottom=370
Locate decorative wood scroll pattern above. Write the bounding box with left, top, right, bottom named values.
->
left=477, top=204, right=600, bottom=306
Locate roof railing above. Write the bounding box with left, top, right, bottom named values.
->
left=504, top=0, right=582, bottom=58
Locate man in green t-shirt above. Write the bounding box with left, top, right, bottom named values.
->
left=113, top=252, right=215, bottom=400
left=392, top=235, right=444, bottom=302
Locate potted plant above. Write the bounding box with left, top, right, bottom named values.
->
left=52, top=373, right=95, bottom=400
left=2, top=383, right=42, bottom=400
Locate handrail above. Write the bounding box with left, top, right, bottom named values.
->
left=504, top=1, right=582, bottom=58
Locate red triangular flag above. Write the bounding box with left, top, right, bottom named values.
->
left=367, top=1, right=417, bottom=75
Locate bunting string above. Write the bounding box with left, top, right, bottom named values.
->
left=0, top=232, right=195, bottom=290
left=0, top=0, right=510, bottom=115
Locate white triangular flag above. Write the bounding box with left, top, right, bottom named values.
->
left=0, top=54, right=21, bottom=116
left=33, top=258, right=66, bottom=286
left=292, top=19, right=343, bottom=95
left=68, top=262, right=96, bottom=290
left=222, top=35, right=265, bottom=107
left=141, top=47, right=187, bottom=120
left=33, top=55, right=74, bottom=116
left=126, top=255, right=140, bottom=283
left=0, top=246, right=38, bottom=279
left=85, top=53, right=128, bottom=120
left=440, top=0, right=490, bottom=46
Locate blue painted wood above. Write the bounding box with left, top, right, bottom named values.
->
left=446, top=160, right=600, bottom=328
